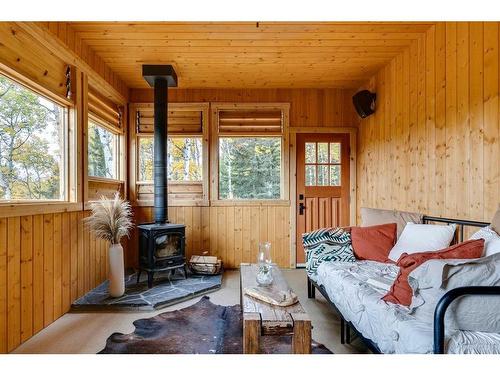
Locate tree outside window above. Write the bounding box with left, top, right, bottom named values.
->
left=138, top=137, right=202, bottom=182
left=0, top=74, right=66, bottom=201
left=219, top=137, right=281, bottom=199
left=87, top=120, right=118, bottom=179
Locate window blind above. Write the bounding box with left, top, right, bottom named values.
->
left=136, top=108, right=203, bottom=135
left=217, top=109, right=282, bottom=135
left=88, top=88, right=122, bottom=129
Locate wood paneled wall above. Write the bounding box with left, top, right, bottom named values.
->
left=128, top=88, right=360, bottom=270
left=0, top=22, right=128, bottom=353
left=0, top=212, right=110, bottom=353
left=39, top=22, right=129, bottom=100
left=130, top=88, right=360, bottom=127
left=131, top=206, right=290, bottom=269
left=358, top=22, right=499, bottom=222
left=0, top=23, right=68, bottom=100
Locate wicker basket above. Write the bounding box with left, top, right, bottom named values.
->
left=188, top=254, right=223, bottom=275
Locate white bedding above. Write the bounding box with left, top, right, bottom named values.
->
left=315, top=260, right=500, bottom=354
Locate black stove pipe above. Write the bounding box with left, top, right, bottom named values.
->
left=153, top=78, right=168, bottom=224
left=142, top=65, right=177, bottom=225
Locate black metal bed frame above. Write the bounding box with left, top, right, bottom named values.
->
left=306, top=215, right=500, bottom=354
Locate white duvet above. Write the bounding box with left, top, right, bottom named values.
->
left=315, top=260, right=500, bottom=354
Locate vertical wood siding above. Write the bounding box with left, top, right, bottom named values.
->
left=129, top=88, right=360, bottom=128
left=358, top=22, right=500, bottom=223
left=0, top=212, right=110, bottom=353
left=129, top=206, right=291, bottom=270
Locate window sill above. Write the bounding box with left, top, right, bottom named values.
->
left=211, top=200, right=290, bottom=207
left=88, top=176, right=124, bottom=184
left=136, top=181, right=203, bottom=185
left=133, top=199, right=209, bottom=207
left=0, top=201, right=83, bottom=218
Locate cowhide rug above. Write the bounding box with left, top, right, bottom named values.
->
left=99, top=296, right=332, bottom=354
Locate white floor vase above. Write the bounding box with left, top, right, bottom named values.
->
left=108, top=243, right=125, bottom=297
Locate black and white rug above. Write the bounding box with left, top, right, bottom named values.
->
left=72, top=270, right=222, bottom=311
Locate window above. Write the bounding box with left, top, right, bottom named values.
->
left=0, top=73, right=67, bottom=201
left=87, top=120, right=119, bottom=179
left=219, top=137, right=281, bottom=199
left=305, top=142, right=341, bottom=186
left=137, top=137, right=203, bottom=182
left=213, top=104, right=288, bottom=202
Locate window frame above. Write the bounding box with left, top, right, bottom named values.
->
left=304, top=141, right=342, bottom=187
left=211, top=103, right=290, bottom=206
left=129, top=102, right=210, bottom=207
left=0, top=64, right=79, bottom=216
left=87, top=114, right=122, bottom=182
left=84, top=80, right=126, bottom=207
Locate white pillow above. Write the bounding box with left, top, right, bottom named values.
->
left=469, top=226, right=500, bottom=257
left=388, top=223, right=457, bottom=262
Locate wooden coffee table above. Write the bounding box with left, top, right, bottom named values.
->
left=239, top=263, right=311, bottom=354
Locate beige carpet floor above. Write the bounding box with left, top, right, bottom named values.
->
left=13, top=269, right=369, bottom=354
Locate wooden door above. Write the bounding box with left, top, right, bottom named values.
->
left=296, top=133, right=350, bottom=264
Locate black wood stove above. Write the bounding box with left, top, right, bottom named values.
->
left=137, top=65, right=187, bottom=288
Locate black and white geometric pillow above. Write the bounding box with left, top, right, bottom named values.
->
left=302, top=227, right=356, bottom=276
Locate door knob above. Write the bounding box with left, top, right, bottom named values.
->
left=299, top=202, right=305, bottom=215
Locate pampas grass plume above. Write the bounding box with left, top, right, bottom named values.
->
left=85, top=192, right=133, bottom=244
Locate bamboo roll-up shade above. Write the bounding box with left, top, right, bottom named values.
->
left=218, top=110, right=283, bottom=135
left=88, top=88, right=122, bottom=129
left=136, top=108, right=203, bottom=135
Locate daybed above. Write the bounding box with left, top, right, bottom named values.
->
left=305, top=208, right=500, bottom=354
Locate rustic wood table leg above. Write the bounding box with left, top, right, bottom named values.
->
left=291, top=313, right=312, bottom=354
left=243, top=312, right=261, bottom=354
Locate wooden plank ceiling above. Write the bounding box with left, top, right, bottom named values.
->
left=63, top=22, right=434, bottom=89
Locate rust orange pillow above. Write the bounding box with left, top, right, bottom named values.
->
left=351, top=223, right=397, bottom=263
left=382, top=239, right=485, bottom=306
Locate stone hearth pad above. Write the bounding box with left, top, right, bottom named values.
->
left=71, top=270, right=223, bottom=311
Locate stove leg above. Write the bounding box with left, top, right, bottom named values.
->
left=136, top=270, right=142, bottom=284
left=184, top=264, right=188, bottom=279
left=147, top=272, right=154, bottom=288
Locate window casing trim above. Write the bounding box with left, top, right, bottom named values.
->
left=129, top=102, right=210, bottom=206
left=87, top=118, right=122, bottom=181
left=0, top=67, right=74, bottom=207
left=211, top=103, right=290, bottom=204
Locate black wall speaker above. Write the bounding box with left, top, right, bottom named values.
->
left=352, top=90, right=376, bottom=118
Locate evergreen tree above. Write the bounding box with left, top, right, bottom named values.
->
left=88, top=123, right=110, bottom=178
left=219, top=138, right=281, bottom=199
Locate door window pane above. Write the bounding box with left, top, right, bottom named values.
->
left=317, top=165, right=329, bottom=186
left=0, top=73, right=66, bottom=201
left=88, top=121, right=118, bottom=179
left=305, top=165, right=316, bottom=186
left=219, top=137, right=281, bottom=199
left=330, top=165, right=341, bottom=186
left=305, top=142, right=316, bottom=163
left=317, top=142, right=328, bottom=163
left=330, top=142, right=341, bottom=163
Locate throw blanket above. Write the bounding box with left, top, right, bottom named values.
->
left=302, top=227, right=356, bottom=277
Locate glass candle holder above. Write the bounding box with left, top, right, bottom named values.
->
left=256, top=241, right=273, bottom=286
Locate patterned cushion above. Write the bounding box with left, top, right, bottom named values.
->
left=302, top=227, right=356, bottom=276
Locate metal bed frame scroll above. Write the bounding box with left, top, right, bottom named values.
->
left=306, top=215, right=500, bottom=354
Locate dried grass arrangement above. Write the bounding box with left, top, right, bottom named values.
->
left=85, top=192, right=133, bottom=244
